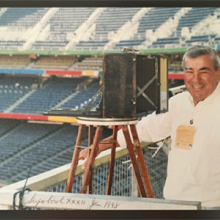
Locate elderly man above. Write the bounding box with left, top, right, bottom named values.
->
left=79, top=45, right=220, bottom=208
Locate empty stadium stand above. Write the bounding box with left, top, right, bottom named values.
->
left=0, top=8, right=49, bottom=28
left=0, top=55, right=30, bottom=68
left=10, top=76, right=85, bottom=114
left=0, top=8, right=49, bottom=49
left=0, top=7, right=220, bottom=200
left=175, top=7, right=217, bottom=37
left=71, top=56, right=103, bottom=70
left=31, top=8, right=96, bottom=51
left=114, top=7, right=181, bottom=49
left=0, top=75, right=37, bottom=112
left=0, top=7, right=218, bottom=52
left=74, top=8, right=142, bottom=50
left=58, top=79, right=101, bottom=110
left=33, top=55, right=78, bottom=70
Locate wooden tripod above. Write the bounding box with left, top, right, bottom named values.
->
left=65, top=117, right=154, bottom=198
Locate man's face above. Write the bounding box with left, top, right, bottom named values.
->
left=184, top=54, right=220, bottom=105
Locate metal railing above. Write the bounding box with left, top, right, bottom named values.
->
left=0, top=142, right=200, bottom=210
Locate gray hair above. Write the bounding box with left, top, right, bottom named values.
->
left=182, top=45, right=220, bottom=71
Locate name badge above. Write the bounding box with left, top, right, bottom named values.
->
left=175, top=125, right=195, bottom=150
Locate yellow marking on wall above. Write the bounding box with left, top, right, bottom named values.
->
left=83, top=71, right=95, bottom=76
left=49, top=116, right=78, bottom=124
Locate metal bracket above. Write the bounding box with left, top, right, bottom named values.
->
left=82, top=86, right=103, bottom=115
left=136, top=75, right=158, bottom=109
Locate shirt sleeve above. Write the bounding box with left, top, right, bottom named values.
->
left=117, top=98, right=175, bottom=148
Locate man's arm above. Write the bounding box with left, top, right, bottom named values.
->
left=78, top=135, right=120, bottom=170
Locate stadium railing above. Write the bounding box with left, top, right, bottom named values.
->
left=0, top=141, right=201, bottom=210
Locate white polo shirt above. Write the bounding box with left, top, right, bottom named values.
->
left=117, top=83, right=220, bottom=207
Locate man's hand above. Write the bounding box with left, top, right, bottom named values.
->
left=79, top=148, right=90, bottom=170
left=78, top=135, right=120, bottom=170
left=78, top=147, right=101, bottom=170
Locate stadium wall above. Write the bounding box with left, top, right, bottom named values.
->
left=0, top=113, right=78, bottom=124
left=0, top=46, right=209, bottom=56
left=0, top=68, right=100, bottom=77
left=0, top=45, right=216, bottom=56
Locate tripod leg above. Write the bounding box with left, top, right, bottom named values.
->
left=80, top=125, right=103, bottom=193
left=65, top=124, right=86, bottom=193
left=106, top=125, right=118, bottom=195
left=88, top=125, right=94, bottom=194
left=130, top=124, right=154, bottom=198
left=122, top=125, right=147, bottom=198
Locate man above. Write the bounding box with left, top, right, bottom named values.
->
left=79, top=45, right=220, bottom=208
